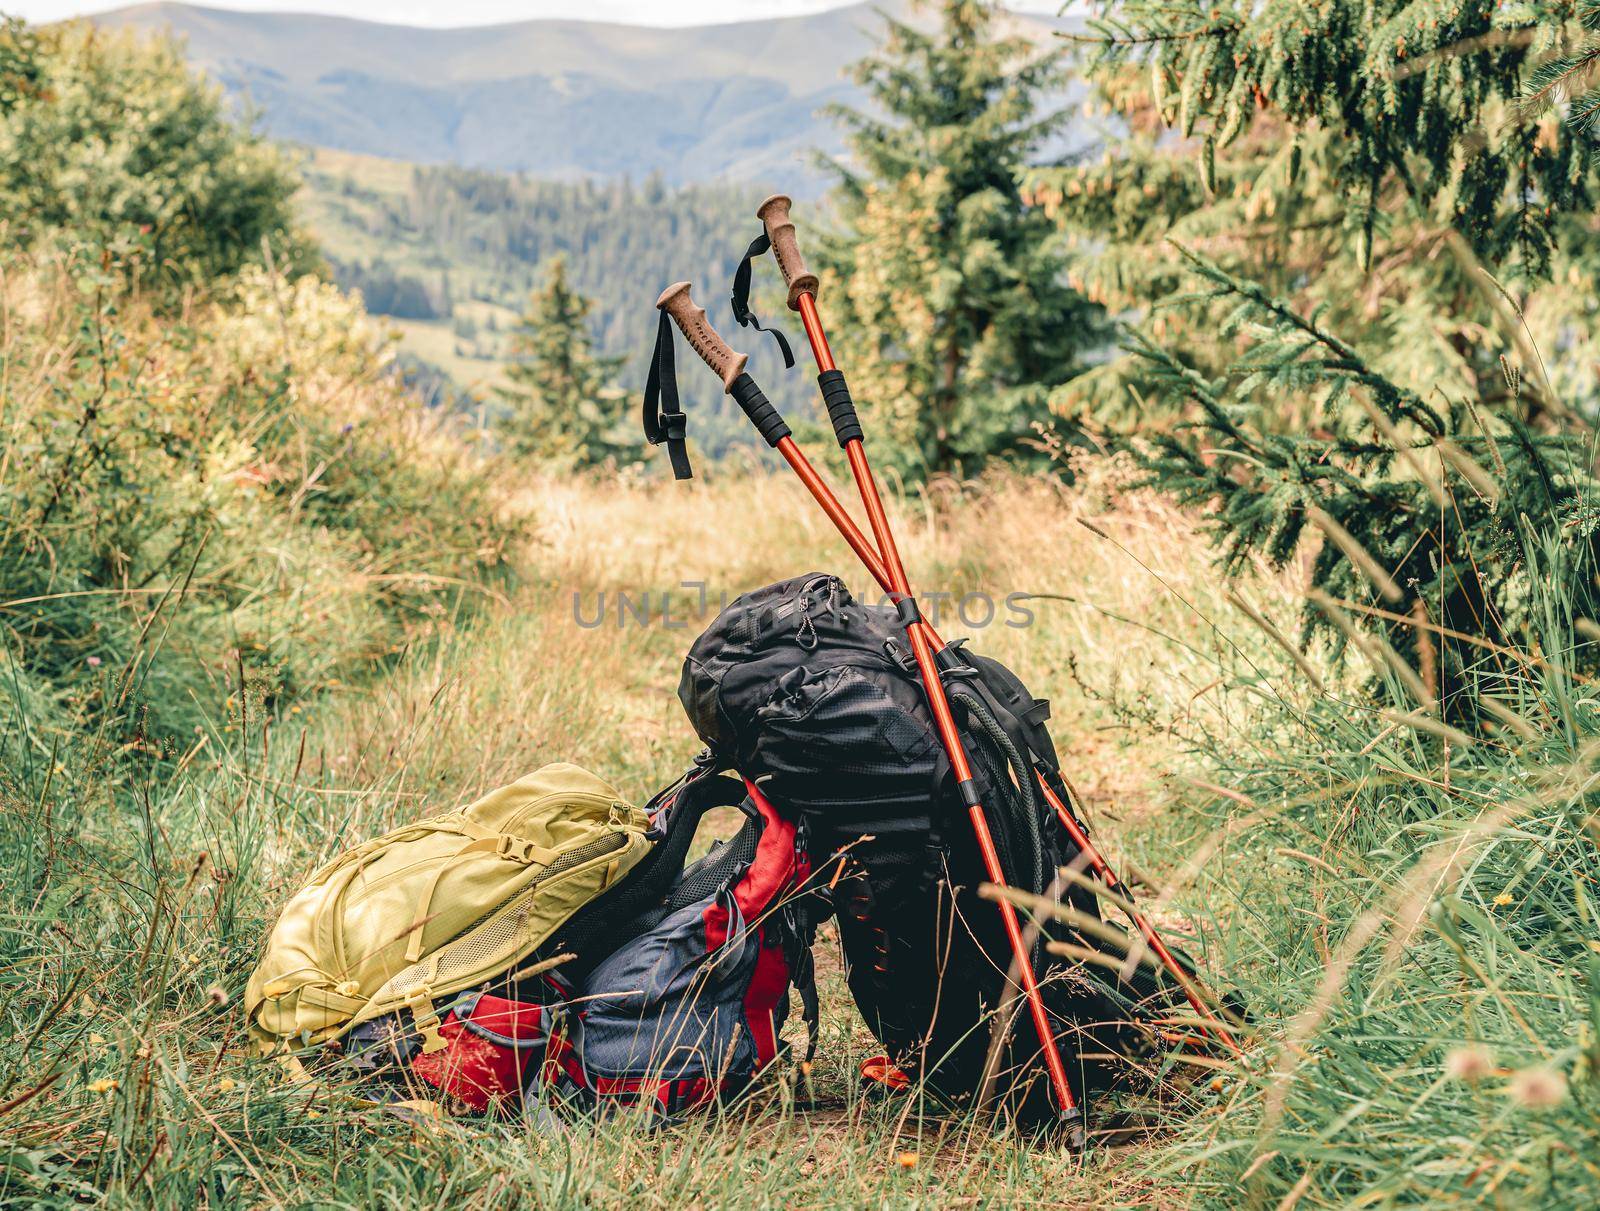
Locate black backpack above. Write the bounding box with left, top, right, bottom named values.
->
left=679, top=573, right=1186, bottom=1117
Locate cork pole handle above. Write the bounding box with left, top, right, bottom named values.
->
left=656, top=281, right=748, bottom=393
left=756, top=194, right=820, bottom=312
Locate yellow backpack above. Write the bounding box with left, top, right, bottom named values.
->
left=245, top=763, right=651, bottom=1059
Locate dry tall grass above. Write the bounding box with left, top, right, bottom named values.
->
left=7, top=431, right=1594, bottom=1207
left=211, top=461, right=1291, bottom=1206
left=321, top=454, right=1293, bottom=805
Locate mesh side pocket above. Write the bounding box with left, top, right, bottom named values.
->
left=372, top=892, right=543, bottom=1010
left=377, top=831, right=629, bottom=1000
left=433, top=903, right=537, bottom=986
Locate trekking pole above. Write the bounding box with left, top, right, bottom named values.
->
left=753, top=196, right=1243, bottom=1058
left=654, top=282, right=1087, bottom=1144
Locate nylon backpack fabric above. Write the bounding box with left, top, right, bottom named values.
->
left=680, top=574, right=1175, bottom=1114
left=318, top=765, right=818, bottom=1125
left=573, top=780, right=816, bottom=1120
left=245, top=763, right=651, bottom=1060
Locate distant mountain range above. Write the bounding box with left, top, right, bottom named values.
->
left=93, top=2, right=1083, bottom=190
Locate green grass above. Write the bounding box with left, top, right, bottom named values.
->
left=0, top=459, right=1257, bottom=1206
left=2, top=433, right=1596, bottom=1206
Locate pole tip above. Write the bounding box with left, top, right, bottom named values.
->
left=1061, top=1106, right=1087, bottom=1152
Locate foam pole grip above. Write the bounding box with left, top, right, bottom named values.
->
left=756, top=194, right=820, bottom=312
left=817, top=370, right=863, bottom=447
left=656, top=281, right=748, bottom=393
left=730, top=374, right=792, bottom=448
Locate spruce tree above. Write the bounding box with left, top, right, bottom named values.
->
left=1130, top=250, right=1596, bottom=718
left=1081, top=1, right=1598, bottom=276
left=819, top=0, right=1104, bottom=478
left=497, top=256, right=629, bottom=468
left=1028, top=2, right=1600, bottom=429
left=1029, top=1, right=1600, bottom=720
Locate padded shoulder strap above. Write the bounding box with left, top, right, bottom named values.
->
left=648, top=766, right=747, bottom=840
left=543, top=765, right=746, bottom=978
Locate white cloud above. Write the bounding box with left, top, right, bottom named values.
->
left=12, top=0, right=1072, bottom=30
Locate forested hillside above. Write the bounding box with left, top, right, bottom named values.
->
left=299, top=149, right=816, bottom=446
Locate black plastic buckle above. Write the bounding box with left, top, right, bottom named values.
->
left=882, top=638, right=917, bottom=674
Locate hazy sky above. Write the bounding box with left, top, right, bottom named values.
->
left=13, top=0, right=1069, bottom=28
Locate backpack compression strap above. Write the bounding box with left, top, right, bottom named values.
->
left=643, top=308, right=693, bottom=480
left=786, top=909, right=820, bottom=1064
left=730, top=233, right=796, bottom=369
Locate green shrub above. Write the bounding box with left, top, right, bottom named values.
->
left=0, top=242, right=515, bottom=773
left=0, top=21, right=312, bottom=289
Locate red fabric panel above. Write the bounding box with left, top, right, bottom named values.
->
left=591, top=1074, right=716, bottom=1114
left=738, top=781, right=810, bottom=1068
left=410, top=995, right=545, bottom=1112
left=743, top=942, right=790, bottom=1066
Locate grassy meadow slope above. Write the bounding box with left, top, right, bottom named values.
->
left=0, top=436, right=1296, bottom=1205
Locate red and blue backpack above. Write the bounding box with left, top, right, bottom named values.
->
left=339, top=761, right=819, bottom=1120
left=571, top=772, right=815, bottom=1117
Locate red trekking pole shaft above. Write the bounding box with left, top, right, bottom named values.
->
left=655, top=281, right=1085, bottom=1135
left=756, top=197, right=1241, bottom=1057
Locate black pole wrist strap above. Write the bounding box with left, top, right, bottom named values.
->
left=642, top=308, right=693, bottom=480
left=731, top=233, right=796, bottom=369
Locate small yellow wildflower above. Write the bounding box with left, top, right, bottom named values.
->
left=896, top=1152, right=918, bottom=1170
left=218, top=1077, right=237, bottom=1093
left=87, top=1078, right=118, bottom=1094
left=1493, top=892, right=1513, bottom=907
